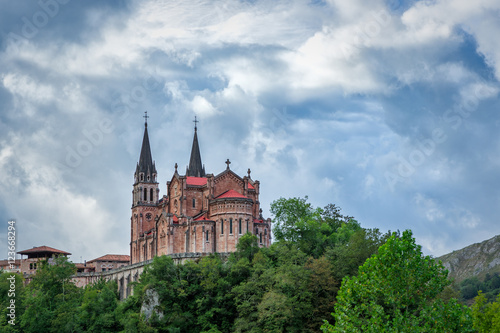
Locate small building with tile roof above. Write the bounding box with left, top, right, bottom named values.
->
left=0, top=259, right=21, bottom=273
left=17, top=245, right=71, bottom=276
left=130, top=117, right=272, bottom=264
left=87, top=254, right=131, bottom=273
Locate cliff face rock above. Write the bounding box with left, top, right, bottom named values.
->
left=438, top=235, right=500, bottom=283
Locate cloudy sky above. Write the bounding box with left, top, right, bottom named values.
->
left=1, top=0, right=499, bottom=262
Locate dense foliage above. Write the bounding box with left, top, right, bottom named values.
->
left=472, top=291, right=500, bottom=332
left=321, top=230, right=474, bottom=332
left=460, top=273, right=500, bottom=303
left=1, top=197, right=497, bottom=332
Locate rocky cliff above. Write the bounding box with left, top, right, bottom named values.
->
left=438, top=234, right=500, bottom=283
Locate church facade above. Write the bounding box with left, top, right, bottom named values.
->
left=130, top=118, right=272, bottom=264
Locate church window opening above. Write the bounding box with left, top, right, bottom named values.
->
left=239, top=218, right=242, bottom=234
left=230, top=218, right=233, bottom=234
left=260, top=233, right=262, bottom=244
left=192, top=198, right=196, bottom=208
left=147, top=175, right=150, bottom=181
left=246, top=220, right=249, bottom=233
left=144, top=188, right=147, bottom=201
left=150, top=188, right=154, bottom=202
left=206, top=230, right=209, bottom=241
left=221, top=219, right=224, bottom=234
left=140, top=174, right=144, bottom=181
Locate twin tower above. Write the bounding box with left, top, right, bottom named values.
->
left=130, top=117, right=272, bottom=264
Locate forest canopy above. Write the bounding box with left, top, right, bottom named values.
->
left=1, top=197, right=498, bottom=332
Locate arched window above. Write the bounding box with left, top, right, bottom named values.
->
left=239, top=218, right=242, bottom=234
left=192, top=198, right=196, bottom=208
left=260, top=233, right=262, bottom=244
left=206, top=230, right=209, bottom=241
left=144, top=188, right=147, bottom=201
left=150, top=188, right=154, bottom=202
left=221, top=219, right=224, bottom=234
left=229, top=218, right=233, bottom=234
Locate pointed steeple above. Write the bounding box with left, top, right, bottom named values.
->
left=135, top=112, right=157, bottom=184
left=186, top=117, right=206, bottom=177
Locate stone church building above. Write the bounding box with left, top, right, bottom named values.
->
left=130, top=117, right=272, bottom=264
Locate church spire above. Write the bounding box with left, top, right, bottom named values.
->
left=186, top=116, right=206, bottom=177
left=135, top=112, right=157, bottom=184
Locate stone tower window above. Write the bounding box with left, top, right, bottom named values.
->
left=246, top=219, right=249, bottom=233
left=192, top=198, right=196, bottom=208
left=229, top=218, right=233, bottom=234
left=150, top=188, right=153, bottom=202
left=260, top=233, right=262, bottom=244
left=239, top=218, right=242, bottom=234
left=144, top=188, right=147, bottom=202
left=206, top=229, right=209, bottom=241
left=140, top=174, right=144, bottom=181
left=221, top=219, right=224, bottom=234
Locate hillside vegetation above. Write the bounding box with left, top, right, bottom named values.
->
left=2, top=197, right=499, bottom=332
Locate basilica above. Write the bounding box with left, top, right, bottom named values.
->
left=130, top=117, right=272, bottom=264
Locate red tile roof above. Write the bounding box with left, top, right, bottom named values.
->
left=248, top=182, right=255, bottom=190
left=17, top=246, right=71, bottom=256
left=186, top=176, right=207, bottom=186
left=0, top=259, right=20, bottom=266
left=194, top=215, right=208, bottom=221
left=217, top=190, right=248, bottom=199
left=172, top=215, right=179, bottom=223
left=87, top=254, right=130, bottom=263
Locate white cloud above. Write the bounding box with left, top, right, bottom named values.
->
left=191, top=95, right=219, bottom=117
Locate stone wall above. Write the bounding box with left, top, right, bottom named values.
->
left=71, top=252, right=229, bottom=299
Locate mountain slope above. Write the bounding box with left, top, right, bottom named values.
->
left=438, top=234, right=500, bottom=284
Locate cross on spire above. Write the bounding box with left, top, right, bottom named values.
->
left=193, top=116, right=199, bottom=131
left=225, top=159, right=231, bottom=170
left=144, top=111, right=149, bottom=126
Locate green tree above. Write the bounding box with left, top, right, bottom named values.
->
left=325, top=227, right=389, bottom=282
left=0, top=272, right=24, bottom=332
left=78, top=279, right=121, bottom=332
left=20, top=256, right=82, bottom=333
left=322, top=230, right=474, bottom=332
left=472, top=291, right=500, bottom=332
left=270, top=197, right=354, bottom=258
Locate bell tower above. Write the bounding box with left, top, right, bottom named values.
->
left=130, top=112, right=159, bottom=264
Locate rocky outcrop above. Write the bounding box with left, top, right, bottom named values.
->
left=438, top=234, right=500, bottom=283
left=141, top=288, right=164, bottom=321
